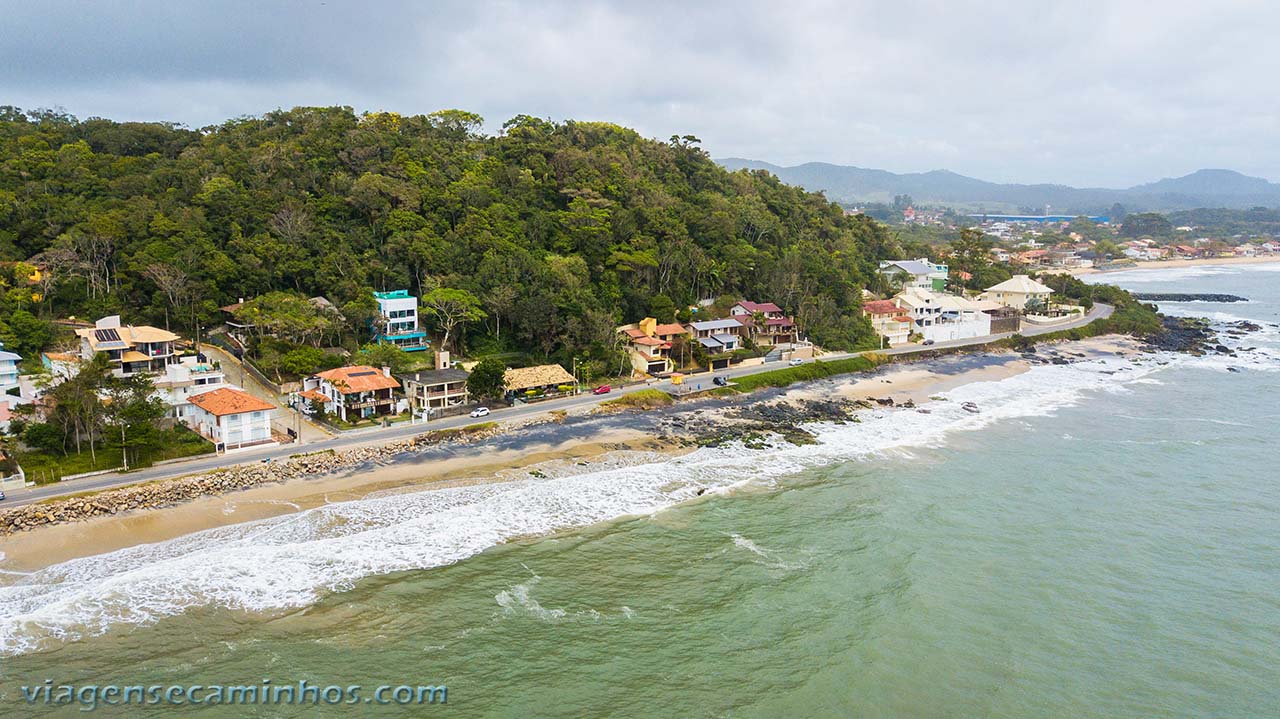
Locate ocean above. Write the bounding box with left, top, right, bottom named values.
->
left=1, top=262, right=1278, bottom=717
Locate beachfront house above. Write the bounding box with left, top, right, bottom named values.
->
left=503, top=364, right=578, bottom=402
left=686, top=318, right=744, bottom=354
left=300, top=365, right=402, bottom=421
left=878, top=258, right=949, bottom=291
left=185, top=386, right=277, bottom=453
left=373, top=290, right=429, bottom=352
left=982, top=275, right=1054, bottom=311
left=153, top=356, right=230, bottom=421
left=0, top=341, right=19, bottom=396
left=729, top=301, right=800, bottom=346
left=617, top=317, right=689, bottom=375
left=397, top=351, right=471, bottom=414
left=862, top=299, right=913, bottom=347
left=894, top=287, right=993, bottom=343
left=74, top=315, right=179, bottom=377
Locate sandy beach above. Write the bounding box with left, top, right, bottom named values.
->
left=1071, top=255, right=1280, bottom=275
left=0, top=335, right=1139, bottom=573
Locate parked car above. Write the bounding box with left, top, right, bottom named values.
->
left=592, top=385, right=612, bottom=395
left=0, top=491, right=6, bottom=501
left=923, top=339, right=935, bottom=346
left=788, top=358, right=805, bottom=366
left=713, top=376, right=729, bottom=387
left=470, top=407, right=491, bottom=418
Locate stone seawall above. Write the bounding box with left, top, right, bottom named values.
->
left=0, top=424, right=504, bottom=534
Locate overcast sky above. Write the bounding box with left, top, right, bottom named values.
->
left=2, top=0, right=1276, bottom=187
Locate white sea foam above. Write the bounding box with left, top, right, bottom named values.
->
left=0, top=353, right=1232, bottom=656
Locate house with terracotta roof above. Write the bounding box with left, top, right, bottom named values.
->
left=301, top=365, right=402, bottom=421
left=617, top=317, right=689, bottom=375
left=729, top=301, right=801, bottom=346
left=74, top=315, right=179, bottom=377
left=186, top=386, right=277, bottom=453
left=861, top=299, right=913, bottom=347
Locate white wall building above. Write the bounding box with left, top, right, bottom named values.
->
left=153, top=356, right=230, bottom=421
left=373, top=290, right=429, bottom=351
left=894, top=287, right=993, bottom=343
left=0, top=342, right=19, bottom=396
left=879, top=258, right=949, bottom=291
left=186, top=386, right=276, bottom=453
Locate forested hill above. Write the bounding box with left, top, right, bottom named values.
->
left=0, top=106, right=900, bottom=367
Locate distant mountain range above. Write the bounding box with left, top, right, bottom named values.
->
left=715, top=160, right=1280, bottom=213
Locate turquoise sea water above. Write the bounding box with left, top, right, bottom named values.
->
left=1, top=262, right=1278, bottom=717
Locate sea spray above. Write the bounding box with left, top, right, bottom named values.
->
left=0, top=349, right=1269, bottom=657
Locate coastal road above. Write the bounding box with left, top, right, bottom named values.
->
left=2, top=304, right=1111, bottom=509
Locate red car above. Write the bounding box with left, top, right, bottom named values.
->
left=592, top=385, right=612, bottom=395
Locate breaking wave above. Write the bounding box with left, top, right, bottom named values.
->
left=0, top=348, right=1265, bottom=656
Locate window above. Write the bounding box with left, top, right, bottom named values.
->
left=252, top=411, right=263, bottom=420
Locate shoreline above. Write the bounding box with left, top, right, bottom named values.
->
left=1070, top=255, right=1280, bottom=275
left=0, top=335, right=1139, bottom=573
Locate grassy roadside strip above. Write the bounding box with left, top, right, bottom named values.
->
left=600, top=388, right=675, bottom=410
left=725, top=354, right=890, bottom=393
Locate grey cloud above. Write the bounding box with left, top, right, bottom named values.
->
left=0, top=0, right=1276, bottom=187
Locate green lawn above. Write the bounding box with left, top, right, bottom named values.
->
left=600, top=388, right=674, bottom=410
left=727, top=355, right=888, bottom=393
left=16, top=425, right=215, bottom=484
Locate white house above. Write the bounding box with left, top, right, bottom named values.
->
left=153, top=356, right=230, bottom=421
left=894, top=287, right=993, bottom=343
left=372, top=290, right=428, bottom=351
left=0, top=341, right=19, bottom=396
left=982, top=275, right=1054, bottom=311
left=879, top=258, right=949, bottom=291
left=186, top=386, right=277, bottom=453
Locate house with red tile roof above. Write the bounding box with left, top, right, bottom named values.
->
left=301, top=365, right=402, bottom=421
left=729, top=300, right=800, bottom=346
left=861, top=299, right=913, bottom=347
left=617, top=317, right=690, bottom=375
left=186, top=386, right=276, bottom=453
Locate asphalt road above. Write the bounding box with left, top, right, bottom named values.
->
left=3, top=304, right=1110, bottom=509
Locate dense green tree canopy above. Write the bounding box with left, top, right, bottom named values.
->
left=0, top=105, right=900, bottom=362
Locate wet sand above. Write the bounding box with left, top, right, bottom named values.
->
left=0, top=335, right=1139, bottom=572
left=1070, top=255, right=1280, bottom=275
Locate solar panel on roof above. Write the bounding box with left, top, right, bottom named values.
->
left=95, top=328, right=121, bottom=342
left=349, top=371, right=378, bottom=377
